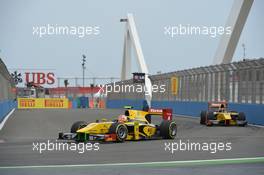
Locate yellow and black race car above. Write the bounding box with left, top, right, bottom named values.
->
left=200, top=101, right=247, bottom=126
left=58, top=106, right=177, bottom=142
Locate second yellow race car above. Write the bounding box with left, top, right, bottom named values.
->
left=58, top=106, right=177, bottom=142
left=200, top=101, right=247, bottom=126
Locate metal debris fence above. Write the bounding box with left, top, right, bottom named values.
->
left=108, top=58, right=264, bottom=104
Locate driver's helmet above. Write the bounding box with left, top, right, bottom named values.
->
left=118, top=115, right=128, bottom=123
left=219, top=104, right=225, bottom=112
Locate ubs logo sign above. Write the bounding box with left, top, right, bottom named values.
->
left=11, top=71, right=56, bottom=86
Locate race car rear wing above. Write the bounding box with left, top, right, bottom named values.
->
left=208, top=101, right=227, bottom=109
left=148, top=108, right=173, bottom=120
left=124, top=106, right=173, bottom=121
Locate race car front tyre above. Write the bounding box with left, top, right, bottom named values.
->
left=109, top=123, right=128, bottom=142
left=207, top=111, right=216, bottom=120
left=238, top=112, right=246, bottom=121
left=160, top=120, right=177, bottom=139
left=206, top=111, right=216, bottom=126
left=238, top=112, right=247, bottom=127
left=200, top=110, right=207, bottom=124
left=70, top=121, right=87, bottom=133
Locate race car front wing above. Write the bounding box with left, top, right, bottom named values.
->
left=207, top=120, right=247, bottom=126
left=58, top=132, right=117, bottom=142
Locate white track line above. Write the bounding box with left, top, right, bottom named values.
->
left=248, top=124, right=264, bottom=128
left=0, top=157, right=264, bottom=169
left=0, top=108, right=15, bottom=130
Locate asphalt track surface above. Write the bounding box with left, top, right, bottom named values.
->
left=0, top=109, right=264, bottom=175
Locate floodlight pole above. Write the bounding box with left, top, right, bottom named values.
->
left=82, top=55, right=86, bottom=87
left=242, top=43, right=246, bottom=59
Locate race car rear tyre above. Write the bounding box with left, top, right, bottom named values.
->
left=109, top=123, right=128, bottom=142
left=71, top=121, right=87, bottom=133
left=160, top=120, right=177, bottom=139
left=200, top=110, right=207, bottom=124
left=238, top=112, right=246, bottom=121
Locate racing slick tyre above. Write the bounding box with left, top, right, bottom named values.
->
left=238, top=112, right=247, bottom=127
left=70, top=121, right=87, bottom=133
left=206, top=111, right=216, bottom=126
left=200, top=110, right=207, bottom=125
left=109, top=123, right=128, bottom=142
left=238, top=112, right=246, bottom=121
left=160, top=120, right=177, bottom=139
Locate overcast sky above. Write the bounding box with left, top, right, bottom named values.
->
left=0, top=0, right=263, bottom=79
